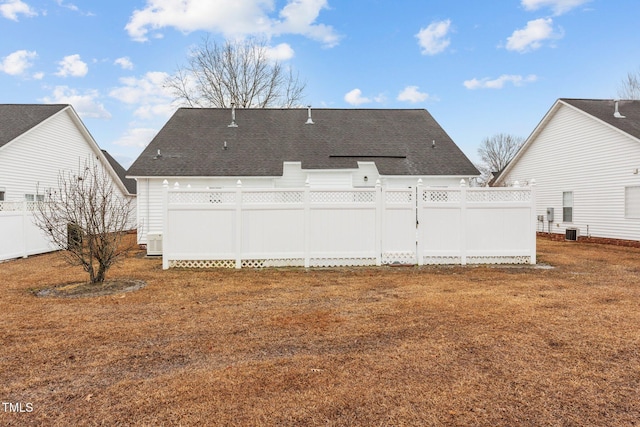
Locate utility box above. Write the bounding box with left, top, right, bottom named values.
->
left=147, top=233, right=163, bottom=256
left=546, top=207, right=554, bottom=222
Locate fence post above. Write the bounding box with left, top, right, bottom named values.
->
left=375, top=179, right=382, bottom=266
left=530, top=179, right=537, bottom=265
left=460, top=179, right=467, bottom=266
left=304, top=176, right=311, bottom=268
left=416, top=179, right=424, bottom=266
left=162, top=180, right=169, bottom=269
left=22, top=200, right=28, bottom=258
left=235, top=180, right=242, bottom=269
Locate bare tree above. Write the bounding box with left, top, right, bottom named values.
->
left=166, top=37, right=306, bottom=108
left=618, top=69, right=640, bottom=100
left=33, top=158, right=134, bottom=284
left=476, top=133, right=525, bottom=185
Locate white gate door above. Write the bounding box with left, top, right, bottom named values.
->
left=381, top=187, right=418, bottom=265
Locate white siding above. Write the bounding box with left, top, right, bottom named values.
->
left=0, top=110, right=100, bottom=200
left=500, top=103, right=640, bottom=241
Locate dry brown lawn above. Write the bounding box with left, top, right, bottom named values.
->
left=1, top=236, right=639, bottom=426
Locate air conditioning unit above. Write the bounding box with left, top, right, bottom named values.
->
left=565, top=228, right=579, bottom=241
left=147, top=233, right=163, bottom=255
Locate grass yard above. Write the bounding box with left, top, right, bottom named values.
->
left=1, top=236, right=639, bottom=426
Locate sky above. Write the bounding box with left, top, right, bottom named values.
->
left=2, top=0, right=640, bottom=169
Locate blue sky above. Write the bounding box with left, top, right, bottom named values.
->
left=1, top=0, right=639, bottom=168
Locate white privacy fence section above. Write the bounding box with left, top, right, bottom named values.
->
left=0, top=201, right=57, bottom=261
left=162, top=181, right=536, bottom=269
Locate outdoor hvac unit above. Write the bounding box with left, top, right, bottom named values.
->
left=565, top=228, right=579, bottom=241
left=147, top=233, right=163, bottom=256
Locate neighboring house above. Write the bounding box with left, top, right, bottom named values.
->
left=0, top=104, right=136, bottom=260
left=127, top=107, right=480, bottom=244
left=493, top=98, right=640, bottom=242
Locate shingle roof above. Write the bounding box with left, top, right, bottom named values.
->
left=101, top=150, right=137, bottom=195
left=128, top=108, right=479, bottom=177
left=0, top=104, right=68, bottom=149
left=561, top=99, right=640, bottom=141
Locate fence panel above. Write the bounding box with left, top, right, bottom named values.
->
left=0, top=202, right=57, bottom=261
left=419, top=186, right=536, bottom=265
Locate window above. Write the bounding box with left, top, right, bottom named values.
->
left=626, top=186, right=640, bottom=219
left=0, top=190, right=4, bottom=201
left=563, top=191, right=573, bottom=223
left=25, top=194, right=44, bottom=202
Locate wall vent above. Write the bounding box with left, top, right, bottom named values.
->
left=147, top=233, right=163, bottom=255
left=565, top=228, right=579, bottom=241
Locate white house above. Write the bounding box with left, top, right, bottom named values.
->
left=493, top=98, right=640, bottom=243
left=127, top=107, right=480, bottom=245
left=0, top=104, right=136, bottom=261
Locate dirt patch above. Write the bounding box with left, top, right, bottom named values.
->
left=34, top=279, right=146, bottom=298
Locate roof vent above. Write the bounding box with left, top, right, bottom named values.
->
left=431, top=140, right=436, bottom=148
left=228, top=103, right=238, bottom=127
left=614, top=100, right=626, bottom=119
left=305, top=105, right=314, bottom=125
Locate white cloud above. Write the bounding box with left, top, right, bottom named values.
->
left=41, top=86, right=111, bottom=119
left=32, top=71, right=44, bottom=79
left=0, top=0, right=37, bottom=21
left=125, top=0, right=339, bottom=47
left=55, top=54, right=88, bottom=77
left=416, top=19, right=451, bottom=55
left=0, top=49, right=37, bottom=75
left=505, top=18, right=559, bottom=52
left=109, top=71, right=177, bottom=119
left=344, top=88, right=371, bottom=106
left=273, top=0, right=340, bottom=47
left=521, top=0, right=590, bottom=15
left=397, top=86, right=429, bottom=103
left=114, top=56, right=134, bottom=70
left=113, top=127, right=158, bottom=148
left=463, top=74, right=538, bottom=90
left=265, top=43, right=295, bottom=61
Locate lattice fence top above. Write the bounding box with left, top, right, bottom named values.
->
left=242, top=191, right=304, bottom=204
left=422, top=189, right=462, bottom=203
left=0, top=201, right=40, bottom=212
left=385, top=191, right=413, bottom=204
left=168, top=191, right=237, bottom=204
left=310, top=191, right=376, bottom=204
left=466, top=190, right=531, bottom=203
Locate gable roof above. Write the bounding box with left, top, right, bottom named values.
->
left=495, top=98, right=640, bottom=185
left=101, top=150, right=137, bottom=195
left=127, top=108, right=479, bottom=177
left=0, top=104, right=67, bottom=149
left=1, top=104, right=135, bottom=197
left=561, top=99, right=640, bottom=141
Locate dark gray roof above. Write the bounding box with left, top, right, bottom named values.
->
left=128, top=108, right=479, bottom=177
left=561, top=99, right=640, bottom=141
left=101, top=150, right=137, bottom=195
left=0, top=104, right=68, bottom=148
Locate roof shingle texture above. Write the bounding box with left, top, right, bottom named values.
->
left=0, top=104, right=67, bottom=148
left=128, top=108, right=479, bottom=177
left=561, top=99, right=640, bottom=141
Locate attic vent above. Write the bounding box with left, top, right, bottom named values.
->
left=306, top=105, right=314, bottom=124
left=614, top=100, right=626, bottom=118
left=228, top=103, right=238, bottom=127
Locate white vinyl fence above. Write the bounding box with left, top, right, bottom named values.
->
left=162, top=180, right=536, bottom=269
left=0, top=201, right=56, bottom=262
